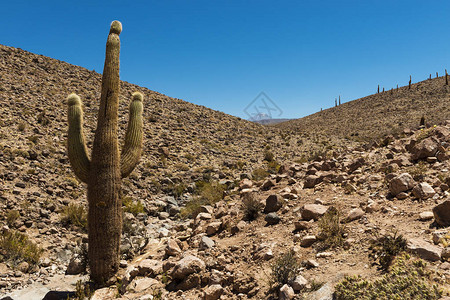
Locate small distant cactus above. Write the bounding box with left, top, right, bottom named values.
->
left=338, top=95, right=341, bottom=105
left=446, top=69, right=448, bottom=85
left=377, top=85, right=380, bottom=94
left=409, top=75, right=412, bottom=89
left=67, top=21, right=144, bottom=285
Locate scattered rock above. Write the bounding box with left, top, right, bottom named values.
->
left=412, top=183, right=435, bottom=200
left=407, top=238, right=442, bottom=261
left=433, top=200, right=450, bottom=227
left=301, top=204, right=328, bottom=221
left=265, top=212, right=281, bottom=225
left=389, top=173, right=415, bottom=196
left=279, top=284, right=295, bottom=300
left=171, top=255, right=206, bottom=279
left=264, top=194, right=283, bottom=213
left=204, top=284, right=224, bottom=300
left=419, top=211, right=434, bottom=221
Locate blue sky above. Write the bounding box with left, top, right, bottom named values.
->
left=2, top=1, right=449, bottom=119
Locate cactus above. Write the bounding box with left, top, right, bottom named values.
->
left=409, top=75, right=411, bottom=89
left=66, top=21, right=144, bottom=285
left=446, top=69, right=448, bottom=85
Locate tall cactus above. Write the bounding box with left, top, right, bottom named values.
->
left=66, top=20, right=144, bottom=285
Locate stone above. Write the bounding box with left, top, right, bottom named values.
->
left=442, top=247, right=450, bottom=262
left=204, top=284, right=224, bottom=300
left=433, top=200, right=450, bottom=227
left=240, top=178, right=253, bottom=189
left=171, top=255, right=206, bottom=279
left=264, top=194, right=283, bottom=213
left=389, top=173, right=415, bottom=196
left=410, top=137, right=439, bottom=160
left=231, top=220, right=247, bottom=234
left=91, top=287, right=117, bottom=300
left=129, top=277, right=159, bottom=293
left=294, top=220, right=311, bottom=231
left=279, top=284, right=295, bottom=300
left=344, top=208, right=364, bottom=223
left=176, top=273, right=201, bottom=290
left=136, top=259, right=162, bottom=277
left=303, top=175, right=319, bottom=188
left=265, top=212, right=281, bottom=225
left=300, top=235, right=317, bottom=247
left=261, top=178, right=275, bottom=190
left=166, top=239, right=182, bottom=256
left=407, top=238, right=442, bottom=261
left=200, top=236, right=215, bottom=249
left=419, top=211, right=434, bottom=221
left=65, top=257, right=84, bottom=275
left=206, top=221, right=222, bottom=236
left=412, top=183, right=435, bottom=200
left=290, top=275, right=308, bottom=291
left=301, top=204, right=328, bottom=221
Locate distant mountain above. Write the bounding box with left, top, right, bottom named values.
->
left=253, top=118, right=292, bottom=125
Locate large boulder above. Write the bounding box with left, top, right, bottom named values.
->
left=433, top=200, right=450, bottom=227
left=389, top=173, right=415, bottom=196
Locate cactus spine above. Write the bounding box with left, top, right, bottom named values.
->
left=66, top=21, right=144, bottom=285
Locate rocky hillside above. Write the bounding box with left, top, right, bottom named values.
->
left=276, top=76, right=450, bottom=141
left=0, top=44, right=450, bottom=300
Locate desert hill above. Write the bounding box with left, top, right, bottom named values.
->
left=0, top=44, right=449, bottom=300
left=275, top=76, right=450, bottom=141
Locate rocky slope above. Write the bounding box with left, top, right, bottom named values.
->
left=276, top=76, right=450, bottom=141
left=0, top=44, right=450, bottom=300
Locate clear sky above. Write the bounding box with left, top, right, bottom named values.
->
left=2, top=1, right=449, bottom=120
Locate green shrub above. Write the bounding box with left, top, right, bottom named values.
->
left=264, top=150, right=274, bottom=162
left=316, top=207, right=346, bottom=251
left=61, top=203, right=88, bottom=230
left=0, top=230, right=43, bottom=266
left=252, top=168, right=269, bottom=181
left=334, top=254, right=442, bottom=300
left=6, top=210, right=20, bottom=227
left=407, top=161, right=428, bottom=181
left=267, top=160, right=281, bottom=174
left=241, top=193, right=262, bottom=221
left=122, top=196, right=145, bottom=216
left=180, top=181, right=224, bottom=219
left=270, top=250, right=300, bottom=289
left=369, top=231, right=407, bottom=272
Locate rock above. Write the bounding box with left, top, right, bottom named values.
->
left=231, top=220, right=247, bottom=234
left=389, top=173, right=415, bottom=196
left=442, top=247, right=450, bottom=262
left=206, top=221, right=222, bottom=236
left=166, top=239, right=182, bottom=256
left=410, top=137, right=439, bottom=160
left=200, top=236, right=215, bottom=249
left=303, top=175, right=319, bottom=188
left=136, top=259, right=162, bottom=277
left=265, top=212, right=281, bottom=225
left=171, top=255, right=206, bottom=279
left=419, top=211, right=434, bottom=221
left=196, top=212, right=212, bottom=221
left=344, top=208, right=364, bottom=223
left=294, top=221, right=311, bottom=231
left=301, top=204, right=328, bottom=221
left=176, top=273, right=201, bottom=290
left=290, top=275, right=308, bottom=292
left=204, top=284, right=224, bottom=300
left=407, top=238, right=442, bottom=261
left=261, top=178, right=275, bottom=190
left=433, top=200, right=450, bottom=227
left=91, top=288, right=117, bottom=300
left=412, top=183, right=435, bottom=200
left=129, top=277, right=159, bottom=293
left=17, top=261, right=29, bottom=273
left=240, top=178, right=253, bottom=189
left=264, top=194, right=283, bottom=213
left=432, top=230, right=448, bottom=244
left=300, top=235, right=317, bottom=247
left=306, top=281, right=334, bottom=300
left=65, top=257, right=84, bottom=275
left=279, top=284, right=295, bottom=300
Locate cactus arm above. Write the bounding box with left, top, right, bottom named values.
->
left=67, top=93, right=90, bottom=183
left=121, top=92, right=144, bottom=178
